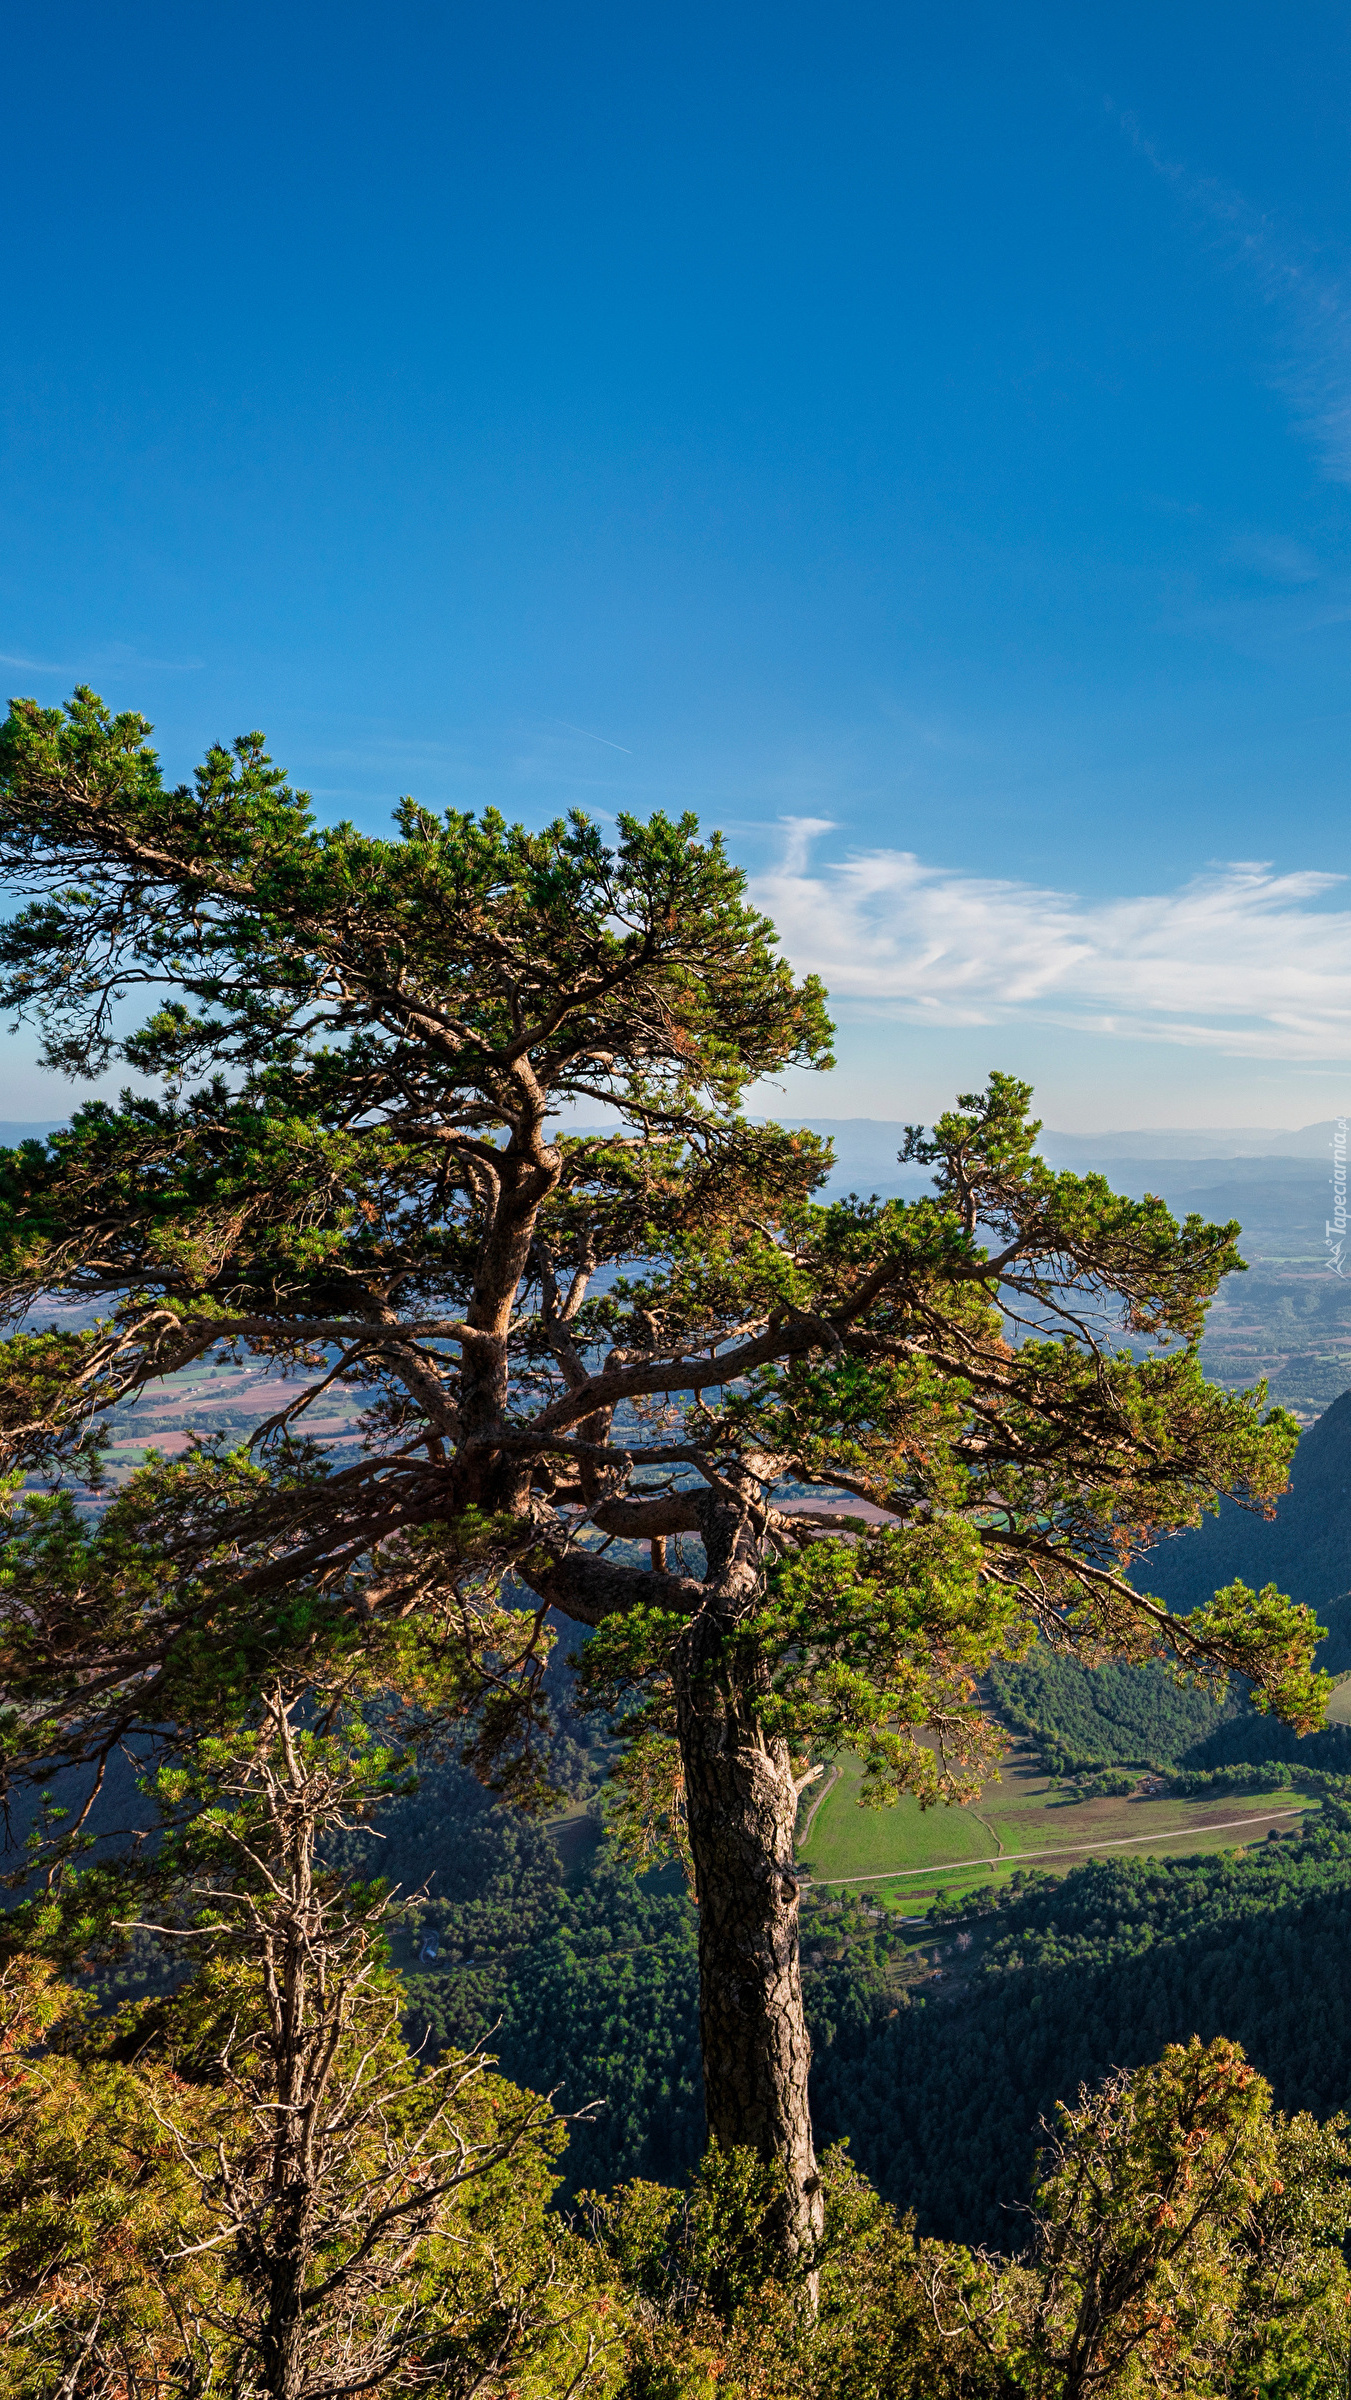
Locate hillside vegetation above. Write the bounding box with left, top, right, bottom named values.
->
left=208, top=1720, right=1351, bottom=2266
left=814, top=1807, right=1351, bottom=2248
left=1139, top=1384, right=1351, bottom=1663
left=988, top=1650, right=1233, bottom=1772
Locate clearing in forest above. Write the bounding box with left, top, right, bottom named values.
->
left=798, top=1748, right=1315, bottom=1907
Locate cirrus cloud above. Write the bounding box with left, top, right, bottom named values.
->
left=752, top=822, right=1351, bottom=1062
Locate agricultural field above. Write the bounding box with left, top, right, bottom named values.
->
left=798, top=1745, right=1315, bottom=1912
left=99, top=1358, right=364, bottom=1479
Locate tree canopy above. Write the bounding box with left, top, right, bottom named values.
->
left=0, top=689, right=1325, bottom=2255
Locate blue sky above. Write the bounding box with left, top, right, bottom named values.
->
left=4, top=1, right=1351, bottom=1130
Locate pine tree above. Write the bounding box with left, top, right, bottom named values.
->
left=0, top=690, right=1323, bottom=2253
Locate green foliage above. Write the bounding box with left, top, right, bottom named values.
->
left=350, top=1773, right=893, bottom=2201
left=0, top=697, right=1320, bottom=1840
left=754, top=1523, right=1020, bottom=1804
left=1188, top=1578, right=1333, bottom=1725
left=5, top=1689, right=1350, bottom=2395
left=0, top=689, right=832, bottom=1102
left=991, top=1636, right=1351, bottom=1791
left=0, top=1954, right=214, bottom=2399
left=814, top=1806, right=1351, bottom=2249
left=586, top=2046, right=1351, bottom=2397
left=1139, top=1383, right=1351, bottom=1664
left=0, top=1462, right=562, bottom=1829
left=931, top=2036, right=1351, bottom=2398
left=585, top=2143, right=949, bottom=2400
left=1177, top=1701, right=1351, bottom=1778
left=0, top=1751, right=619, bottom=2400
left=601, top=1730, right=694, bottom=1885
left=331, top=1751, right=567, bottom=2016
left=989, top=1645, right=1234, bottom=1774
left=576, top=1515, right=1021, bottom=1823
left=405, top=1856, right=705, bottom=2199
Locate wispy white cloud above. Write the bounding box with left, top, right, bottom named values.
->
left=0, top=643, right=203, bottom=678
left=1120, top=112, right=1351, bottom=486
left=752, top=822, right=1351, bottom=1061
left=1227, top=532, right=1321, bottom=585
left=554, top=720, right=634, bottom=755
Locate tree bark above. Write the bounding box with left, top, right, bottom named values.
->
left=671, top=1501, right=823, bottom=2261
left=523, top=1479, right=825, bottom=2262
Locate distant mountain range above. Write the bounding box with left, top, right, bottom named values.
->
left=0, top=1122, right=67, bottom=1146
left=774, top=1116, right=1344, bottom=1197
left=1046, top=1122, right=1344, bottom=1162
left=0, top=1114, right=1341, bottom=1174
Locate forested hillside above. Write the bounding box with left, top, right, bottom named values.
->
left=1139, top=1385, right=1351, bottom=1662
left=319, top=1762, right=1351, bottom=2252
left=21, top=1384, right=1351, bottom=2386
left=79, top=1461, right=1351, bottom=2244
left=72, top=1386, right=1351, bottom=2261
left=988, top=1640, right=1351, bottom=1776
left=814, top=1808, right=1351, bottom=2247
left=988, top=1649, right=1235, bottom=1772
left=231, top=1724, right=1351, bottom=2256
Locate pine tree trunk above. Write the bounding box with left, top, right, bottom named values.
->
left=533, top=1487, right=826, bottom=2260
left=673, top=1634, right=823, bottom=2259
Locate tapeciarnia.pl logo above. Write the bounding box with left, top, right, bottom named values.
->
left=1327, top=1117, right=1347, bottom=1277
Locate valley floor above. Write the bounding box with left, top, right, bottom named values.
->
left=798, top=1745, right=1314, bottom=1910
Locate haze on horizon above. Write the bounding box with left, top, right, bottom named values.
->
left=2, top=2, right=1350, bottom=1135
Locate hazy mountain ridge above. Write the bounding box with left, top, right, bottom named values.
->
left=791, top=1119, right=1350, bottom=1421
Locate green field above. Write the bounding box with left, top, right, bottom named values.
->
left=798, top=1748, right=1315, bottom=1911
